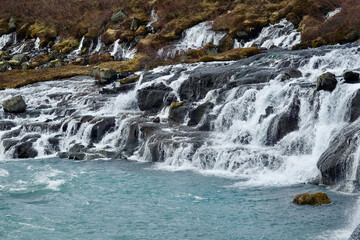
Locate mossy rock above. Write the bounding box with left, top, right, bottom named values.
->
left=170, top=101, right=185, bottom=110
left=102, top=29, right=120, bottom=45
left=293, top=192, right=331, bottom=206
left=120, top=75, right=140, bottom=84
left=52, top=38, right=79, bottom=54
left=111, top=10, right=127, bottom=24
left=28, top=23, right=57, bottom=47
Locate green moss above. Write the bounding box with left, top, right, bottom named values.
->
left=170, top=101, right=185, bottom=110
left=120, top=75, right=140, bottom=84
left=293, top=192, right=331, bottom=206
left=28, top=23, right=57, bottom=47
left=51, top=38, right=79, bottom=54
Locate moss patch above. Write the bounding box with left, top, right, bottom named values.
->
left=52, top=37, right=79, bottom=54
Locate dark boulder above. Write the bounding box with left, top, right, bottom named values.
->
left=90, top=117, right=116, bottom=142
left=317, top=123, right=360, bottom=186
left=349, top=225, right=360, bottom=240
left=266, top=98, right=300, bottom=146
left=137, top=83, right=172, bottom=112
left=344, top=71, right=360, bottom=83
left=188, top=102, right=214, bottom=127
left=2, top=95, right=27, bottom=113
left=14, top=142, right=38, bottom=159
left=316, top=72, right=337, bottom=91
left=281, top=68, right=302, bottom=81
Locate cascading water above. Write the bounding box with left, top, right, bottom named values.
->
left=234, top=19, right=301, bottom=49
left=146, top=8, right=158, bottom=33
left=0, top=33, right=14, bottom=50
left=326, top=8, right=342, bottom=20
left=110, top=39, right=136, bottom=60
left=1, top=32, right=360, bottom=239
left=159, top=21, right=226, bottom=58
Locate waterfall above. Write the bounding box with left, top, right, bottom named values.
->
left=160, top=21, right=226, bottom=58
left=0, top=44, right=360, bottom=190
left=326, top=8, right=342, bottom=20
left=34, top=37, right=40, bottom=50
left=235, top=19, right=301, bottom=50
left=146, top=8, right=158, bottom=33
left=110, top=39, right=136, bottom=60
left=73, top=36, right=85, bottom=56
left=93, top=36, right=103, bottom=53
left=0, top=33, right=14, bottom=50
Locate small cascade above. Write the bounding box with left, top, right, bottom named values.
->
left=110, top=39, right=136, bottom=60
left=34, top=37, right=40, bottom=50
left=72, top=36, right=85, bottom=56
left=326, top=8, right=342, bottom=20
left=146, top=8, right=158, bottom=33
left=93, top=36, right=103, bottom=53
left=160, top=21, right=226, bottom=58
left=235, top=19, right=301, bottom=50
left=0, top=33, right=15, bottom=50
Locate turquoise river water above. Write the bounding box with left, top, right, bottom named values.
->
left=0, top=158, right=358, bottom=240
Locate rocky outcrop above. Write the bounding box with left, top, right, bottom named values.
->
left=90, top=117, right=116, bottom=143
left=137, top=83, right=172, bottom=112
left=293, top=192, right=331, bottom=205
left=266, top=98, right=300, bottom=145
left=316, top=72, right=337, bottom=91
left=2, top=95, right=27, bottom=113
left=188, top=101, right=214, bottom=127
left=14, top=142, right=38, bottom=159
left=90, top=66, right=117, bottom=84
left=317, top=123, right=360, bottom=186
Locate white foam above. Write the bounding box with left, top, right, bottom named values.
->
left=161, top=21, right=226, bottom=58
left=326, top=8, right=342, bottom=20
left=240, top=19, right=301, bottom=49
left=0, top=168, right=9, bottom=177
left=110, top=39, right=136, bottom=60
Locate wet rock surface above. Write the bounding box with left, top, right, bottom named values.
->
left=316, top=72, right=337, bottom=91
left=2, top=95, right=27, bottom=113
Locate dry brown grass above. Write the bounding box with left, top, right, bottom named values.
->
left=0, top=65, right=90, bottom=90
